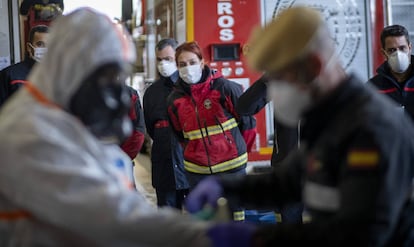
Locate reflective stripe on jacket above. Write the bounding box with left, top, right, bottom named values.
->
left=167, top=66, right=256, bottom=174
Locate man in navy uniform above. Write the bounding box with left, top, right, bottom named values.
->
left=368, top=24, right=414, bottom=122
left=0, top=25, right=48, bottom=107
left=143, top=38, right=189, bottom=209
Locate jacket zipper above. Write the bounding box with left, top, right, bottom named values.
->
left=192, top=96, right=213, bottom=173
left=215, top=116, right=232, bottom=144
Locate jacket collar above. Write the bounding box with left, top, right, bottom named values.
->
left=170, top=70, right=179, bottom=83
left=377, top=55, right=414, bottom=81
left=176, top=65, right=223, bottom=94
left=302, top=74, right=363, bottom=144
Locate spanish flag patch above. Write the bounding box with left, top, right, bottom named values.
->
left=347, top=149, right=379, bottom=168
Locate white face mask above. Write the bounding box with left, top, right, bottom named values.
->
left=388, top=50, right=410, bottom=73
left=267, top=81, right=312, bottom=127
left=29, top=43, right=47, bottom=62
left=179, top=64, right=203, bottom=84
left=157, top=60, right=177, bottom=77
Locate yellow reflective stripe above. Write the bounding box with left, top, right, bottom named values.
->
left=184, top=153, right=247, bottom=174
left=183, top=118, right=238, bottom=140
left=275, top=213, right=282, bottom=223
left=233, top=211, right=245, bottom=221
left=347, top=150, right=379, bottom=168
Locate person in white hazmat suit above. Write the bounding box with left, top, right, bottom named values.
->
left=0, top=8, right=211, bottom=247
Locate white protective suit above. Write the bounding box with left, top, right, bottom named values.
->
left=0, top=8, right=210, bottom=247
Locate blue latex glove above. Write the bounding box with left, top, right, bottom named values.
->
left=207, top=222, right=257, bottom=247
left=185, top=176, right=223, bottom=214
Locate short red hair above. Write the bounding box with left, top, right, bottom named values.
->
left=175, top=41, right=204, bottom=63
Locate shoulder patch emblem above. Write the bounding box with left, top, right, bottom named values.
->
left=204, top=99, right=212, bottom=109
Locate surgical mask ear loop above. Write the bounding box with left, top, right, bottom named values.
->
left=28, top=43, right=36, bottom=57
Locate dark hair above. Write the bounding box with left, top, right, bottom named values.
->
left=175, top=41, right=204, bottom=62
left=380, top=24, right=410, bottom=48
left=29, top=25, right=49, bottom=43
left=156, top=38, right=178, bottom=51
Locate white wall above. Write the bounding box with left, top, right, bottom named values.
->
left=63, top=0, right=122, bottom=21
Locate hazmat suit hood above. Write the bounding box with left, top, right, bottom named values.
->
left=28, top=8, right=136, bottom=109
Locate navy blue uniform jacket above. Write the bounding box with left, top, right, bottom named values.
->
left=0, top=57, right=35, bottom=107
left=222, top=75, right=414, bottom=246
left=368, top=55, right=414, bottom=122
left=143, top=72, right=189, bottom=191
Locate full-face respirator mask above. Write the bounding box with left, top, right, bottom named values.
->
left=69, top=63, right=132, bottom=144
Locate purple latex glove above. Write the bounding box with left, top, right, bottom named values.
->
left=207, top=222, right=257, bottom=247
left=185, top=176, right=223, bottom=213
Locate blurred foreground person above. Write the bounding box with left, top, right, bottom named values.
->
left=0, top=8, right=210, bottom=247
left=186, top=6, right=414, bottom=247
left=120, top=85, right=145, bottom=189
left=120, top=85, right=145, bottom=161
left=236, top=74, right=303, bottom=224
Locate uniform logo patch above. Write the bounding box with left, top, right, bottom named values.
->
left=204, top=99, right=212, bottom=109
left=347, top=149, right=379, bottom=168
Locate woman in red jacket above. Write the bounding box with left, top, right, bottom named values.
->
left=167, top=41, right=256, bottom=220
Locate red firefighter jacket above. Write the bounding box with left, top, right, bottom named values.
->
left=167, top=66, right=256, bottom=174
